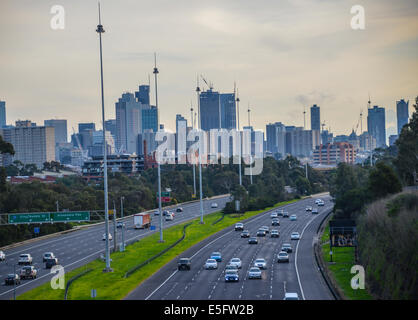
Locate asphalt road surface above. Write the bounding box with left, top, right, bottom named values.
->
left=126, top=195, right=333, bottom=300
left=0, top=195, right=230, bottom=300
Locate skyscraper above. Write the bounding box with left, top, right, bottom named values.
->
left=266, top=122, right=286, bottom=158
left=78, top=123, right=96, bottom=133
left=310, top=104, right=320, bottom=131
left=396, top=99, right=409, bottom=135
left=105, top=119, right=117, bottom=137
left=220, top=93, right=236, bottom=130
left=200, top=89, right=236, bottom=131
left=44, top=119, right=68, bottom=144
left=135, top=85, right=150, bottom=105
left=0, top=101, right=5, bottom=128
left=115, top=92, right=143, bottom=154
left=367, top=105, right=386, bottom=148
left=142, top=107, right=158, bottom=133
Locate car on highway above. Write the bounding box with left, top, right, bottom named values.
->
left=256, top=229, right=266, bottom=237
left=117, top=221, right=125, bottom=228
left=0, top=250, right=5, bottom=261
left=205, top=259, right=218, bottom=270
left=284, top=292, right=299, bottom=300
left=271, top=229, right=280, bottom=238
left=270, top=212, right=278, bottom=218
left=18, top=254, right=33, bottom=265
left=225, top=270, right=239, bottom=282
left=234, top=223, right=244, bottom=231
left=102, top=233, right=113, bottom=241
left=290, top=214, right=297, bottom=221
left=248, top=267, right=262, bottom=279
left=277, top=209, right=284, bottom=216
left=283, top=211, right=289, bottom=218
left=176, top=207, right=183, bottom=213
left=277, top=251, right=289, bottom=263
left=261, top=226, right=270, bottom=233
left=291, top=232, right=300, bottom=240
left=45, top=257, right=59, bottom=269
left=271, top=218, right=280, bottom=226
left=153, top=210, right=160, bottom=216
left=281, top=243, right=293, bottom=253
left=248, top=237, right=258, bottom=244
left=165, top=213, right=174, bottom=221
left=4, top=274, right=20, bottom=285
left=229, top=258, right=242, bottom=269
left=318, top=201, right=324, bottom=206
left=210, top=252, right=222, bottom=262
left=306, top=206, right=312, bottom=212
left=254, top=258, right=267, bottom=269
left=312, top=208, right=319, bottom=214
left=162, top=210, right=170, bottom=216
left=225, top=264, right=238, bottom=271
left=43, top=252, right=55, bottom=262
left=178, top=258, right=191, bottom=270
left=241, top=230, right=250, bottom=238
left=211, top=203, right=218, bottom=208
left=20, top=266, right=37, bottom=280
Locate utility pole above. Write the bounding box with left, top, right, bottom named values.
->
left=235, top=84, right=242, bottom=186
left=120, top=196, right=125, bottom=252
left=96, top=2, right=111, bottom=272
left=154, top=53, right=164, bottom=242
left=113, top=201, right=117, bottom=252
left=196, top=78, right=204, bottom=224
left=248, top=104, right=253, bottom=185
left=191, top=103, right=197, bottom=198
left=56, top=200, right=59, bottom=212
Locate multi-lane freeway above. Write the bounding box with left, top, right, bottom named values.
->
left=0, top=195, right=230, bottom=300
left=126, top=195, right=333, bottom=300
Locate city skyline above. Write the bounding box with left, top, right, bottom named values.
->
left=0, top=0, right=417, bottom=140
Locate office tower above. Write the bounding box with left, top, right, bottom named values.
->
left=78, top=122, right=96, bottom=133
left=105, top=119, right=117, bottom=137
left=135, top=85, right=150, bottom=105
left=0, top=101, right=5, bottom=128
left=287, top=127, right=320, bottom=158
left=0, top=121, right=55, bottom=168
left=396, top=99, right=409, bottom=135
left=115, top=92, right=143, bottom=154
left=200, top=89, right=221, bottom=131
left=266, top=122, right=286, bottom=158
left=142, top=107, right=158, bottom=133
left=176, top=114, right=187, bottom=134
left=310, top=104, right=321, bottom=131
left=44, top=119, right=68, bottom=144
left=220, top=93, right=236, bottom=130
left=367, top=105, right=386, bottom=148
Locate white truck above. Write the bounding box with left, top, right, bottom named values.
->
left=134, top=213, right=151, bottom=229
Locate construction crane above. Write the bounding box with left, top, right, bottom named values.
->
left=72, top=127, right=89, bottom=161
left=321, top=121, right=326, bottom=132
left=200, top=75, right=213, bottom=90
left=354, top=109, right=363, bottom=134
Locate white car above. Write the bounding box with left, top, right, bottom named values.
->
left=291, top=232, right=300, bottom=240
left=318, top=200, right=325, bottom=206
left=0, top=251, right=5, bottom=261
left=315, top=199, right=321, bottom=204
left=290, top=214, right=297, bottom=221
left=205, top=259, right=218, bottom=270
left=306, top=206, right=312, bottom=212
left=229, top=258, right=242, bottom=269
left=254, top=258, right=267, bottom=269
left=277, top=251, right=289, bottom=263
left=18, top=254, right=33, bottom=265
left=270, top=212, right=278, bottom=218
left=102, top=233, right=113, bottom=241
left=211, top=203, right=218, bottom=208
left=43, top=252, right=55, bottom=262
left=284, top=292, right=299, bottom=300
left=165, top=213, right=174, bottom=221
left=248, top=267, right=262, bottom=279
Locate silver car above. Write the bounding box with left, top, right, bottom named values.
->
left=248, top=267, right=262, bottom=279
left=205, top=259, right=218, bottom=270
left=229, top=258, right=242, bottom=269
left=291, top=232, right=300, bottom=240
left=254, top=258, right=267, bottom=269
left=277, top=251, right=289, bottom=263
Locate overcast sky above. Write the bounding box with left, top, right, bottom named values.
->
left=0, top=0, right=417, bottom=141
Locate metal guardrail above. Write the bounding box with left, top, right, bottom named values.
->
left=124, top=222, right=193, bottom=278
left=64, top=268, right=93, bottom=300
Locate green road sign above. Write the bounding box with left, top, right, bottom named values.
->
left=8, top=213, right=51, bottom=224
left=157, top=191, right=170, bottom=197
left=50, top=211, right=90, bottom=222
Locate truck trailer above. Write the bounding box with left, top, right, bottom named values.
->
left=134, top=213, right=151, bottom=229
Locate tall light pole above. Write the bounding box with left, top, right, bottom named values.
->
left=191, top=103, right=197, bottom=198
left=154, top=53, right=164, bottom=242
left=248, top=104, right=253, bottom=185
left=96, top=2, right=111, bottom=272
left=235, top=84, right=242, bottom=186
left=196, top=78, right=204, bottom=224
left=120, top=196, right=125, bottom=251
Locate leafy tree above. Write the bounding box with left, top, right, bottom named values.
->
left=368, top=162, right=402, bottom=199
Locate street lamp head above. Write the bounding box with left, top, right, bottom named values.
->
left=153, top=67, right=159, bottom=74
left=96, top=24, right=105, bottom=33
left=196, top=86, right=201, bottom=93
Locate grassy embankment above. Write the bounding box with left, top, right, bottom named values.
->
left=320, top=225, right=372, bottom=300
left=19, top=199, right=298, bottom=300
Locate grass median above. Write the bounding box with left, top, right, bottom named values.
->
left=18, top=199, right=298, bottom=300
left=320, top=225, right=372, bottom=300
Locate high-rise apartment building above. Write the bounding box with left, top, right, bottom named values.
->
left=310, top=104, right=320, bottom=131
left=396, top=99, right=409, bottom=135
left=199, top=89, right=236, bottom=131
left=142, top=107, right=158, bottom=133
left=135, top=85, right=150, bottom=105
left=0, top=121, right=55, bottom=168
left=312, top=142, right=356, bottom=165
left=105, top=119, right=117, bottom=137
left=220, top=93, right=236, bottom=130
left=266, top=122, right=286, bottom=158
left=0, top=101, right=6, bottom=128
left=367, top=105, right=386, bottom=148
left=44, top=119, right=68, bottom=144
